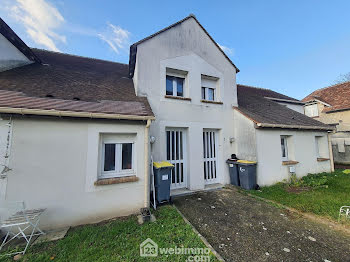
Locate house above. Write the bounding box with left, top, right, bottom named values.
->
left=235, top=85, right=334, bottom=186
left=0, top=15, right=334, bottom=229
left=0, top=18, right=154, bottom=229
left=303, top=81, right=350, bottom=165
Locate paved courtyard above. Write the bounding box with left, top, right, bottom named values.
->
left=173, top=187, right=350, bottom=262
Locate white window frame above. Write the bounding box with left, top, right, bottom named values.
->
left=201, top=86, right=216, bottom=101
left=315, top=136, right=324, bottom=158
left=166, top=69, right=187, bottom=97
left=201, top=75, right=219, bottom=102
left=281, top=136, right=289, bottom=161
left=99, top=135, right=135, bottom=179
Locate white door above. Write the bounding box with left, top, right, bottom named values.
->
left=203, top=130, right=218, bottom=184
left=166, top=129, right=187, bottom=189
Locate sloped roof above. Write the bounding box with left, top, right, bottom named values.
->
left=0, top=49, right=153, bottom=119
left=236, top=85, right=333, bottom=130
left=237, top=84, right=303, bottom=104
left=129, top=14, right=239, bottom=77
left=302, top=81, right=350, bottom=113
left=0, top=18, right=41, bottom=63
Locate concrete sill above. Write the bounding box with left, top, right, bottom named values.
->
left=94, top=175, right=139, bottom=186
left=317, top=158, right=330, bottom=162
left=164, top=95, right=191, bottom=101
left=200, top=100, right=223, bottom=105
left=282, top=160, right=299, bottom=166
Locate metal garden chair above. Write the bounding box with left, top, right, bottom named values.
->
left=0, top=201, right=46, bottom=256
left=338, top=206, right=350, bottom=221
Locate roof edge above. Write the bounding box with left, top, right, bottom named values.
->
left=0, top=18, right=41, bottom=64
left=264, top=97, right=305, bottom=105
left=0, top=107, right=155, bottom=121
left=129, top=14, right=239, bottom=78
left=255, top=122, right=334, bottom=131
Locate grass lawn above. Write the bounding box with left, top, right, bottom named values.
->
left=0, top=206, right=218, bottom=262
left=249, top=169, right=350, bottom=221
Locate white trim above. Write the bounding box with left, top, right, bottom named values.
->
left=203, top=129, right=218, bottom=184
left=99, top=135, right=136, bottom=179
left=281, top=136, right=288, bottom=161
left=166, top=128, right=187, bottom=189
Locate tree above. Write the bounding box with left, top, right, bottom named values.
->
left=333, top=72, right=350, bottom=84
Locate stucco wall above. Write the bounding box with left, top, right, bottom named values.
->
left=255, top=129, right=331, bottom=186
left=134, top=17, right=237, bottom=190
left=234, top=110, right=257, bottom=161
left=2, top=117, right=147, bottom=229
left=0, top=34, right=32, bottom=72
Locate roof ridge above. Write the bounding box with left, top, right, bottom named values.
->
left=237, top=84, right=273, bottom=92
left=31, top=48, right=129, bottom=66
left=308, top=80, right=350, bottom=95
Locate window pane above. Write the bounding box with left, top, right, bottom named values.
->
left=122, top=143, right=133, bottom=170
left=281, top=138, right=286, bottom=158
left=166, top=131, right=170, bottom=160
left=208, top=88, right=215, bottom=101
left=176, top=77, right=184, bottom=97
left=104, top=144, right=115, bottom=171
left=166, top=76, right=173, bottom=96
left=201, top=87, right=206, bottom=100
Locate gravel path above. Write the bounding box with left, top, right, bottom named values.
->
left=173, top=187, right=350, bottom=262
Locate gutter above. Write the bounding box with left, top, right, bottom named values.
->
left=255, top=122, right=334, bottom=131
left=0, top=107, right=155, bottom=121
left=144, top=119, right=152, bottom=208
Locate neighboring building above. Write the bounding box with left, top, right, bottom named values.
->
left=0, top=15, right=334, bottom=229
left=235, top=85, right=333, bottom=186
left=303, top=82, right=350, bottom=164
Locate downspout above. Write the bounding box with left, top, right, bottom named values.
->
left=327, top=132, right=335, bottom=172
left=144, top=119, right=151, bottom=208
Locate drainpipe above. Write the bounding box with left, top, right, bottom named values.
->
left=327, top=132, right=335, bottom=172
left=144, top=119, right=151, bottom=208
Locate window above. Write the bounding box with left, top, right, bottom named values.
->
left=100, top=136, right=134, bottom=179
left=201, top=87, right=215, bottom=101
left=315, top=136, right=326, bottom=158
left=304, top=103, right=319, bottom=117
left=166, top=75, right=184, bottom=97
left=201, top=75, right=218, bottom=102
left=280, top=136, right=288, bottom=161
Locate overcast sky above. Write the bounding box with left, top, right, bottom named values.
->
left=1, top=0, right=350, bottom=99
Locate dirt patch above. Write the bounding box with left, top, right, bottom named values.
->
left=285, top=186, right=312, bottom=194
left=173, top=186, right=350, bottom=262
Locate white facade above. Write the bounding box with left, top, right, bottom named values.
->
left=1, top=117, right=148, bottom=229
left=133, top=17, right=237, bottom=191
left=234, top=110, right=332, bottom=186
left=0, top=34, right=32, bottom=72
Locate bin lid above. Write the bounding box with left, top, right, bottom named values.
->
left=237, top=160, right=257, bottom=164
left=153, top=161, right=174, bottom=168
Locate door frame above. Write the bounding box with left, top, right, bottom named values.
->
left=203, top=129, right=219, bottom=185
left=165, top=127, right=187, bottom=189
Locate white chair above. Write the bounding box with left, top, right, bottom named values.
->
left=338, top=206, right=350, bottom=221
left=0, top=201, right=45, bottom=256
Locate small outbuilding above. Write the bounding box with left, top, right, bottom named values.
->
left=234, top=85, right=334, bottom=186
